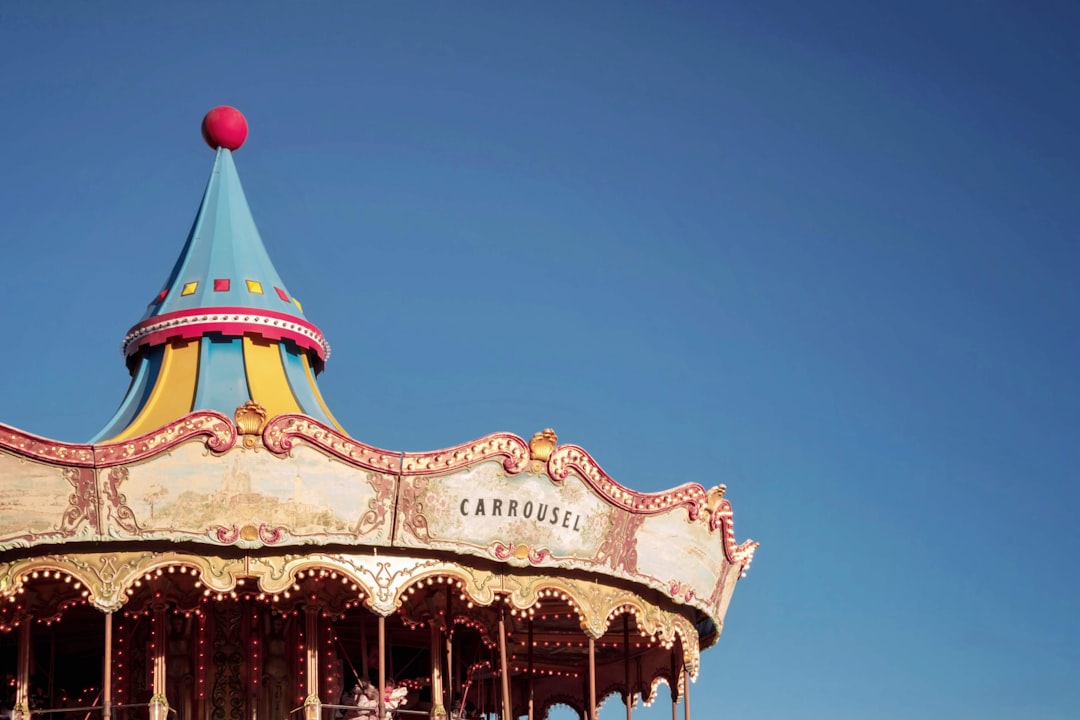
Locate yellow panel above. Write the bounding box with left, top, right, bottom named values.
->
left=243, top=336, right=303, bottom=419
left=246, top=280, right=263, bottom=294
left=111, top=339, right=200, bottom=442
left=301, top=353, right=346, bottom=433
left=181, top=281, right=198, bottom=296
left=292, top=297, right=303, bottom=312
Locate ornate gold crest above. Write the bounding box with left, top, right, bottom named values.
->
left=529, top=428, right=558, bottom=462
left=234, top=401, right=268, bottom=448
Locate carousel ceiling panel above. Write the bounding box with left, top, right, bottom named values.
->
left=0, top=413, right=755, bottom=627
left=104, top=441, right=395, bottom=547
left=390, top=454, right=747, bottom=622
left=393, top=459, right=609, bottom=564
left=0, top=449, right=97, bottom=546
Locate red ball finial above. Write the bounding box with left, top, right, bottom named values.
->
left=201, top=106, right=248, bottom=151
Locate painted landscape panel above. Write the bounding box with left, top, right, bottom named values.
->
left=0, top=451, right=92, bottom=547
left=107, top=442, right=393, bottom=545
left=635, top=512, right=729, bottom=608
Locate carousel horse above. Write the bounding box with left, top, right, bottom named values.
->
left=383, top=681, right=409, bottom=718
left=338, top=680, right=379, bottom=720
left=338, top=678, right=409, bottom=720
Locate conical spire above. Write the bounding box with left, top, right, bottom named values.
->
left=92, top=107, right=342, bottom=442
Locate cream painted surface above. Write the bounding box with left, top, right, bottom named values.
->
left=112, top=442, right=392, bottom=544
left=0, top=444, right=736, bottom=618
left=635, top=512, right=728, bottom=605
left=396, top=460, right=612, bottom=560
left=0, top=451, right=89, bottom=545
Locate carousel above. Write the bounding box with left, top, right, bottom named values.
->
left=0, top=108, right=757, bottom=720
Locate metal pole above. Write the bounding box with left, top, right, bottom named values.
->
left=48, top=629, right=55, bottom=709
left=378, top=615, right=386, bottom=720
left=683, top=667, right=691, bottom=720
left=103, top=613, right=113, bottom=720
left=526, top=620, right=534, bottom=720
left=669, top=648, right=678, bottom=720
left=445, top=589, right=453, bottom=714
left=587, top=637, right=597, bottom=720
left=623, top=616, right=632, bottom=720
left=429, top=622, right=446, bottom=719
left=497, top=605, right=511, bottom=720
left=304, top=606, right=321, bottom=720
left=151, top=605, right=168, bottom=720
left=14, top=619, right=30, bottom=720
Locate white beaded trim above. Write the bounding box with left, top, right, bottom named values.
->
left=122, top=310, right=331, bottom=359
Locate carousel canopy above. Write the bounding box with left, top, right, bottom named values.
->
left=93, top=107, right=340, bottom=442
left=0, top=107, right=757, bottom=720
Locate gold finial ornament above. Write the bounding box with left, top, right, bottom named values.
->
left=529, top=428, right=558, bottom=462
left=235, top=401, right=268, bottom=448
left=703, top=484, right=727, bottom=519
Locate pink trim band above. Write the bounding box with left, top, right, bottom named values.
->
left=123, top=307, right=330, bottom=361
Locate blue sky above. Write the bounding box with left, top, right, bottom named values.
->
left=2, top=2, right=1078, bottom=718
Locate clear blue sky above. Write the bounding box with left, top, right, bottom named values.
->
left=2, top=2, right=1078, bottom=718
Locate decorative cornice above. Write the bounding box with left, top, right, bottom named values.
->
left=262, top=416, right=532, bottom=477
left=122, top=306, right=330, bottom=361
left=548, top=443, right=756, bottom=570
left=548, top=444, right=706, bottom=514
left=400, top=433, right=531, bottom=476
left=0, top=423, right=95, bottom=466
left=92, top=411, right=237, bottom=466
left=2, top=412, right=756, bottom=576
left=0, top=549, right=703, bottom=638
left=0, top=413, right=236, bottom=469
left=262, top=415, right=401, bottom=472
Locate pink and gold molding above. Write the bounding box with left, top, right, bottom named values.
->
left=122, top=306, right=330, bottom=363
left=0, top=407, right=756, bottom=628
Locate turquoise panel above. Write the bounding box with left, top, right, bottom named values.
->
left=89, top=345, right=165, bottom=442
left=141, top=149, right=306, bottom=322
left=192, top=336, right=252, bottom=412
left=280, top=343, right=337, bottom=427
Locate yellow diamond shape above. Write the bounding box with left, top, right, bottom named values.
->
left=246, top=280, right=263, bottom=295
left=293, top=297, right=303, bottom=312
left=181, top=281, right=198, bottom=296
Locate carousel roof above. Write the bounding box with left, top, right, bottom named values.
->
left=93, top=107, right=341, bottom=441
left=0, top=110, right=757, bottom=711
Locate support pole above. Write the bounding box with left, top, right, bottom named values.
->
left=429, top=622, right=447, bottom=720
left=47, top=630, right=55, bottom=709
left=683, top=666, right=691, bottom=720
left=13, top=619, right=30, bottom=720
left=670, top=648, right=678, bottom=720
left=526, top=620, right=534, bottom=720
left=304, top=606, right=321, bottom=720
left=587, top=637, right=597, bottom=720
left=623, top=615, right=632, bottom=720
left=497, top=605, right=511, bottom=720
left=377, top=615, right=386, bottom=720
left=445, top=589, right=453, bottom=714
left=103, top=612, right=113, bottom=720
left=150, top=604, right=169, bottom=720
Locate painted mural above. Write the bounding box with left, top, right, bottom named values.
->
left=0, top=450, right=95, bottom=547
left=392, top=457, right=737, bottom=616
left=636, top=512, right=728, bottom=605
left=111, top=441, right=395, bottom=545
left=0, top=419, right=755, bottom=621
